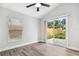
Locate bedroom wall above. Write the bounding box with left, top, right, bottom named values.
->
left=41, top=3, right=79, bottom=51
left=0, top=7, right=40, bottom=51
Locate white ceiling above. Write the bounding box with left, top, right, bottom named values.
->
left=0, top=3, right=59, bottom=19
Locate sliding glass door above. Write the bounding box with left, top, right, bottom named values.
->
left=47, top=16, right=67, bottom=47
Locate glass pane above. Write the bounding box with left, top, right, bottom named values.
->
left=54, top=18, right=66, bottom=39
left=47, top=18, right=66, bottom=39
left=47, top=21, right=55, bottom=39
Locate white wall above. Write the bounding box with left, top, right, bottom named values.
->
left=41, top=3, right=79, bottom=51
left=0, top=7, right=40, bottom=51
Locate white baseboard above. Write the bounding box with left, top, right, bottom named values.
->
left=67, top=47, right=79, bottom=51
left=0, top=41, right=38, bottom=52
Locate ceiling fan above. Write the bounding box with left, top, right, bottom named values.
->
left=26, top=3, right=50, bottom=12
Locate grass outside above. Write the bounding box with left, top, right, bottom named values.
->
left=54, top=33, right=65, bottom=39
left=48, top=33, right=65, bottom=39
left=48, top=34, right=54, bottom=39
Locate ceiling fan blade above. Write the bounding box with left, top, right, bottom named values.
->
left=40, top=3, right=50, bottom=7
left=26, top=3, right=36, bottom=8
left=37, top=7, right=39, bottom=12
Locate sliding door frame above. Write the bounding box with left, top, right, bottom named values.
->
left=44, top=15, right=69, bottom=48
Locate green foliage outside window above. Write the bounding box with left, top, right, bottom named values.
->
left=47, top=19, right=66, bottom=39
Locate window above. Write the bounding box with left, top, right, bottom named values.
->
left=8, top=18, right=23, bottom=42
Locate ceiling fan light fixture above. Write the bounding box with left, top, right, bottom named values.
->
left=35, top=3, right=41, bottom=7
left=26, top=3, right=50, bottom=12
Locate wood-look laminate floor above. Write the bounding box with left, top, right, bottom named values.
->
left=0, top=43, right=79, bottom=56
